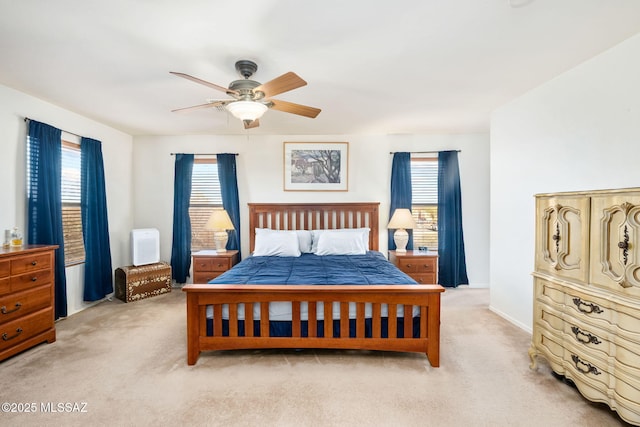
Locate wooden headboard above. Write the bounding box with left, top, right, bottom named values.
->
left=248, top=202, right=380, bottom=253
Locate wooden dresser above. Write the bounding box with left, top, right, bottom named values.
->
left=0, top=245, right=57, bottom=362
left=529, top=188, right=640, bottom=425
left=192, top=250, right=239, bottom=283
left=389, top=250, right=438, bottom=284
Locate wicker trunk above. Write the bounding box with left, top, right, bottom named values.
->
left=115, top=262, right=172, bottom=303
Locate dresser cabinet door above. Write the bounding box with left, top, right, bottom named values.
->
left=535, top=195, right=590, bottom=283
left=590, top=193, right=640, bottom=297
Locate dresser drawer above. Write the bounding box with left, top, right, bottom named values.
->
left=411, top=273, right=437, bottom=284
left=193, top=257, right=233, bottom=272
left=397, top=258, right=436, bottom=273
left=0, top=285, right=52, bottom=325
left=0, top=307, right=53, bottom=353
left=10, top=268, right=53, bottom=293
left=10, top=253, right=52, bottom=275
left=0, top=277, right=9, bottom=296
left=193, top=272, right=224, bottom=283
left=0, top=260, right=9, bottom=277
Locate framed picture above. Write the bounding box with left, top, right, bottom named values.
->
left=283, top=142, right=349, bottom=191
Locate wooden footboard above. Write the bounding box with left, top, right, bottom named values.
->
left=183, top=284, right=444, bottom=367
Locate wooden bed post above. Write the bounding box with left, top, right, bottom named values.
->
left=186, top=292, right=200, bottom=365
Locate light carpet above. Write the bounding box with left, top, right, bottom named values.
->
left=0, top=287, right=631, bottom=426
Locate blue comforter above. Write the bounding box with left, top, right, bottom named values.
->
left=208, top=251, right=417, bottom=285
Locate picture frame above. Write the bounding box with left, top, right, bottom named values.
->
left=283, top=142, right=349, bottom=191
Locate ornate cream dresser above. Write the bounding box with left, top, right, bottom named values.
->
left=529, top=188, right=640, bottom=425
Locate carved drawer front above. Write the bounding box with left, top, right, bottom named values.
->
left=536, top=305, right=564, bottom=335
left=563, top=317, right=610, bottom=360
left=0, top=285, right=52, bottom=325
left=10, top=253, right=52, bottom=275
left=590, top=193, right=640, bottom=298
left=563, top=345, right=610, bottom=395
left=10, top=268, right=53, bottom=293
left=564, top=290, right=611, bottom=328
left=535, top=196, right=590, bottom=283
left=534, top=277, right=565, bottom=308
left=0, top=307, right=53, bottom=352
left=532, top=328, right=565, bottom=373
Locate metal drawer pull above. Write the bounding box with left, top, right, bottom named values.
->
left=572, top=297, right=603, bottom=314
left=571, top=354, right=601, bottom=376
left=2, top=328, right=23, bottom=341
left=571, top=326, right=601, bottom=345
left=31, top=261, right=38, bottom=266
left=31, top=277, right=38, bottom=282
left=1, top=303, right=22, bottom=315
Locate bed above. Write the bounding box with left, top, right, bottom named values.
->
left=182, top=202, right=444, bottom=366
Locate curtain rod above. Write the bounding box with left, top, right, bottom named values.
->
left=389, top=150, right=461, bottom=154
left=24, top=117, right=82, bottom=139
left=170, top=152, right=238, bottom=156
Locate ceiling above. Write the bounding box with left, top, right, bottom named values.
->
left=1, top=0, right=639, bottom=136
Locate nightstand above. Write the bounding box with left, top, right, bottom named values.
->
left=192, top=250, right=239, bottom=283
left=389, top=250, right=438, bottom=284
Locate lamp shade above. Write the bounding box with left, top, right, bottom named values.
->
left=388, top=208, right=416, bottom=229
left=205, top=209, right=235, bottom=231
left=225, top=101, right=268, bottom=121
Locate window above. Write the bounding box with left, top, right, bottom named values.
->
left=26, top=139, right=85, bottom=265
left=60, top=141, right=85, bottom=264
left=411, top=157, right=438, bottom=249
left=189, top=158, right=222, bottom=251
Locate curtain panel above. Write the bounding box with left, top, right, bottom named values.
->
left=437, top=150, right=469, bottom=287
left=216, top=154, right=241, bottom=259
left=170, top=154, right=194, bottom=283
left=81, top=137, right=113, bottom=301
left=27, top=120, right=68, bottom=319
left=389, top=152, right=413, bottom=251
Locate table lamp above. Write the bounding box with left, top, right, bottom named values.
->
left=388, top=208, right=416, bottom=253
left=205, top=209, right=235, bottom=252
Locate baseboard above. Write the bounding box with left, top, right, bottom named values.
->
left=489, top=305, right=532, bottom=334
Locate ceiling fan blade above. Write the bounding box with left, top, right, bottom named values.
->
left=170, top=72, right=239, bottom=96
left=269, top=99, right=321, bottom=118
left=243, top=119, right=260, bottom=129
left=171, top=100, right=225, bottom=113
left=254, top=72, right=307, bottom=99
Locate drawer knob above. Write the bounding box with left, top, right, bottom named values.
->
left=570, top=326, right=601, bottom=345
left=31, top=261, right=38, bottom=266
left=31, top=277, right=38, bottom=282
left=2, top=328, right=23, bottom=341
left=571, top=354, right=601, bottom=376
left=406, top=264, right=412, bottom=268
left=0, top=303, right=22, bottom=315
left=217, top=263, right=223, bottom=267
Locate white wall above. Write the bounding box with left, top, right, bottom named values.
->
left=0, top=84, right=134, bottom=316
left=490, top=33, right=640, bottom=331
left=133, top=133, right=490, bottom=287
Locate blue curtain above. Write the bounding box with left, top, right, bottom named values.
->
left=27, top=120, right=67, bottom=319
left=437, top=150, right=469, bottom=287
left=217, top=153, right=241, bottom=259
left=170, top=154, right=194, bottom=283
left=389, top=152, right=413, bottom=251
left=81, top=137, right=113, bottom=301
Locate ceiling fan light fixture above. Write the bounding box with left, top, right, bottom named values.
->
left=225, top=101, right=268, bottom=122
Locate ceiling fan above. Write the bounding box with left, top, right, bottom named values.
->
left=170, top=60, right=321, bottom=129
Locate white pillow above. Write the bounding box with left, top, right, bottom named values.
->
left=296, top=230, right=313, bottom=253
left=311, top=228, right=370, bottom=253
left=315, top=230, right=367, bottom=256
left=253, top=229, right=301, bottom=257
left=255, top=228, right=312, bottom=253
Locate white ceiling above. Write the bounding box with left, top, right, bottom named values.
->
left=1, top=0, right=639, bottom=136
